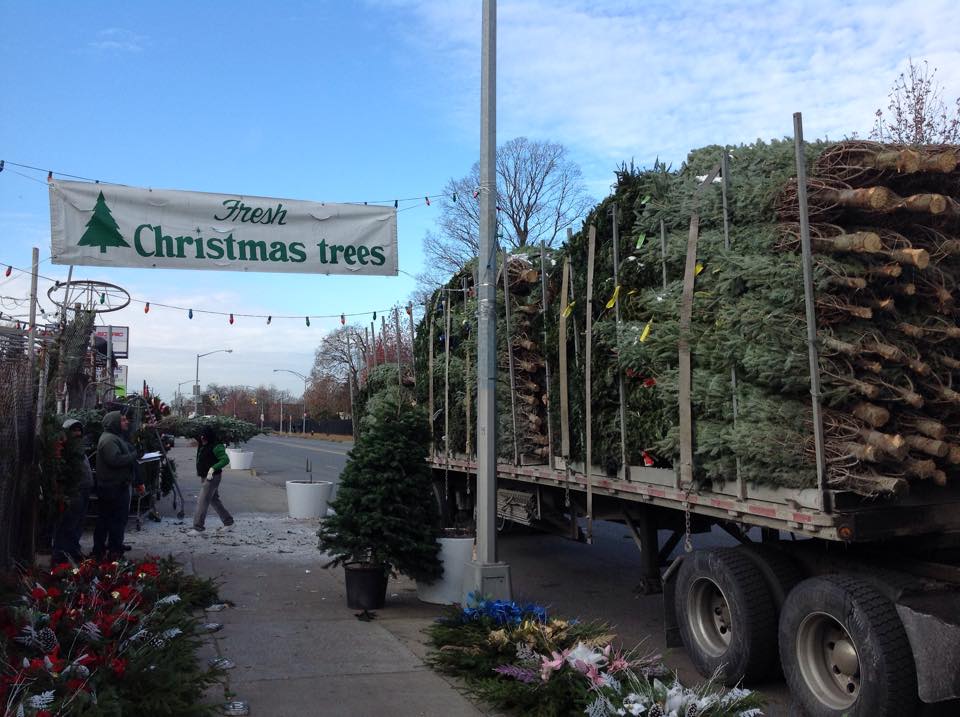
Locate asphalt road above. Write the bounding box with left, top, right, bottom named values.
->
left=244, top=434, right=350, bottom=496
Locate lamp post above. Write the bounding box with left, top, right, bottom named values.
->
left=195, top=349, right=233, bottom=414
left=176, top=380, right=194, bottom=415
left=273, top=369, right=308, bottom=434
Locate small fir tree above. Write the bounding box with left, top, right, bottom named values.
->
left=318, top=387, right=442, bottom=583
left=77, top=191, right=130, bottom=253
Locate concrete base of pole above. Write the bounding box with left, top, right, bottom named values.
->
left=461, top=561, right=512, bottom=602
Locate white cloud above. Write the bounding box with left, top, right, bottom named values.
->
left=88, top=28, right=145, bottom=53
left=394, top=0, right=960, bottom=176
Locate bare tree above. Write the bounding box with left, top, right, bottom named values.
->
left=305, top=373, right=350, bottom=419
left=871, top=58, right=960, bottom=144
left=424, top=137, right=592, bottom=276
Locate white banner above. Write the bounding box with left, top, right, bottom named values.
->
left=49, top=180, right=397, bottom=276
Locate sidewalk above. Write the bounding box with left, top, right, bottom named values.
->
left=124, top=443, right=488, bottom=717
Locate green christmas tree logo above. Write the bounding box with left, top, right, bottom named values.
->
left=77, top=191, right=130, bottom=253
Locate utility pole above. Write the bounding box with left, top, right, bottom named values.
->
left=464, top=0, right=511, bottom=601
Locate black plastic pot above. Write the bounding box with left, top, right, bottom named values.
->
left=344, top=562, right=388, bottom=610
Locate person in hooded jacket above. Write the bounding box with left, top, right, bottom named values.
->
left=52, top=418, right=94, bottom=562
left=193, top=425, right=234, bottom=531
left=93, top=409, right=144, bottom=560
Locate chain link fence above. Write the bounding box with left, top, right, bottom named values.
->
left=0, top=325, right=37, bottom=567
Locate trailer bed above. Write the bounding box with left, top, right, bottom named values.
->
left=432, top=454, right=960, bottom=543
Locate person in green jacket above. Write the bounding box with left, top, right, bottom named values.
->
left=93, top=409, right=144, bottom=560
left=193, top=425, right=234, bottom=531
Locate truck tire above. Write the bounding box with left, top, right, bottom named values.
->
left=675, top=548, right=778, bottom=684
left=779, top=575, right=918, bottom=717
left=737, top=544, right=805, bottom=610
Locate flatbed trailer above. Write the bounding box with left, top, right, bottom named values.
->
left=416, top=123, right=960, bottom=714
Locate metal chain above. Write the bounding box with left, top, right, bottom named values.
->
left=683, top=496, right=694, bottom=553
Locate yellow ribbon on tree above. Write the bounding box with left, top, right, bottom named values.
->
left=639, top=319, right=653, bottom=342
left=605, top=285, right=621, bottom=309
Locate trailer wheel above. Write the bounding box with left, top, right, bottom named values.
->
left=779, top=575, right=918, bottom=717
left=675, top=548, right=778, bottom=684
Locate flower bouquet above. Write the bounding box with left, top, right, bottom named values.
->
left=426, top=593, right=763, bottom=717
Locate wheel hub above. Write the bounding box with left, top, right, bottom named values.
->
left=797, top=612, right=861, bottom=709
left=688, top=578, right=732, bottom=657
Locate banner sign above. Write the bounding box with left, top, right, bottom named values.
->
left=113, top=365, right=128, bottom=397
left=49, top=180, right=398, bottom=276
left=92, top=326, right=129, bottom=359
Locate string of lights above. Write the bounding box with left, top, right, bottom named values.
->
left=0, top=259, right=417, bottom=327
left=1, top=158, right=487, bottom=208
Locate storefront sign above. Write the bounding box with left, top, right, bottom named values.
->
left=92, top=326, right=129, bottom=359
left=50, top=180, right=398, bottom=276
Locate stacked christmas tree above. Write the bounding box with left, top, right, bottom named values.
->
left=417, top=138, right=960, bottom=497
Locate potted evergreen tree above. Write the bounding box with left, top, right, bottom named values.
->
left=317, top=387, right=442, bottom=609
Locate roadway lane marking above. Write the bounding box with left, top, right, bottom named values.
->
left=252, top=437, right=350, bottom=456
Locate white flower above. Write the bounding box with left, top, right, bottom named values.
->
left=721, top=687, right=753, bottom=705
left=566, top=642, right=607, bottom=670
left=28, top=690, right=56, bottom=708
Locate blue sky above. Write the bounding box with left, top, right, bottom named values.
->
left=2, top=0, right=959, bottom=400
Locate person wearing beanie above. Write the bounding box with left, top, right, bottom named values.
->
left=192, top=425, right=233, bottom=532
left=92, top=409, right=144, bottom=560
left=52, top=418, right=94, bottom=562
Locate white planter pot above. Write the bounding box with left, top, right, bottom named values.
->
left=417, top=536, right=475, bottom=605
left=286, top=480, right=333, bottom=519
left=225, top=448, right=254, bottom=470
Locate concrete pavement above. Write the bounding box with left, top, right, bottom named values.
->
left=124, top=439, right=489, bottom=717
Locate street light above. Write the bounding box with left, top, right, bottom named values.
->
left=196, top=349, right=233, bottom=414
left=273, top=368, right=308, bottom=434
left=176, top=379, right=194, bottom=415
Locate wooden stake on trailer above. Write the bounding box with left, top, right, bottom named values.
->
left=559, top=257, right=571, bottom=462
left=540, top=242, right=554, bottom=467
left=444, top=289, right=452, bottom=471
left=503, top=251, right=520, bottom=465
left=719, top=151, right=747, bottom=500
left=584, top=225, right=597, bottom=544
left=428, top=299, right=435, bottom=455
left=611, top=205, right=629, bottom=481
left=381, top=315, right=388, bottom=364
left=407, top=302, right=416, bottom=394
left=679, top=163, right=723, bottom=491
left=394, top=306, right=403, bottom=392
left=567, top=228, right=581, bottom=364
left=370, top=320, right=377, bottom=366
left=463, top=278, right=473, bottom=457
left=364, top=326, right=372, bottom=376
left=660, top=220, right=668, bottom=290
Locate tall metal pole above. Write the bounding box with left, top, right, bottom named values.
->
left=467, top=0, right=510, bottom=600
left=194, top=354, right=201, bottom=413
left=26, top=247, right=39, bottom=379
left=793, top=112, right=828, bottom=512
